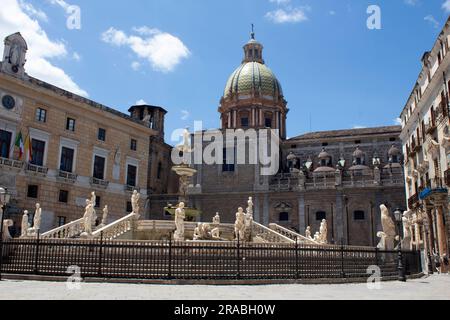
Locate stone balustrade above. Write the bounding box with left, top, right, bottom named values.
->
left=41, top=218, right=84, bottom=239
left=93, top=213, right=136, bottom=240
left=251, top=221, right=294, bottom=243
left=268, top=223, right=318, bottom=245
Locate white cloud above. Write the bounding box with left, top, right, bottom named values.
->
left=443, top=0, right=450, bottom=12
left=135, top=99, right=147, bottom=106
left=269, top=0, right=291, bottom=4
left=265, top=7, right=309, bottom=24
left=353, top=125, right=367, bottom=129
left=0, top=0, right=87, bottom=96
left=72, top=52, right=81, bottom=61
left=424, top=15, right=439, bottom=28
left=181, top=110, right=190, bottom=121
left=47, top=0, right=71, bottom=11
left=19, top=0, right=48, bottom=22
left=395, top=118, right=402, bottom=125
left=131, top=61, right=141, bottom=71
left=404, top=0, right=419, bottom=6
left=101, top=27, right=190, bottom=73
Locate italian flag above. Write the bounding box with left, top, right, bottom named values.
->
left=14, top=131, right=24, bottom=160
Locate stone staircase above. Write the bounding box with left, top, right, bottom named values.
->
left=268, top=224, right=319, bottom=245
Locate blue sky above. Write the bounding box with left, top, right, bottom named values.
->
left=1, top=0, right=450, bottom=143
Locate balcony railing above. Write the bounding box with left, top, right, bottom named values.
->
left=25, top=163, right=48, bottom=176
left=57, top=170, right=78, bottom=183
left=0, top=157, right=23, bottom=170
left=90, top=177, right=109, bottom=189
left=426, top=123, right=437, bottom=135
left=408, top=193, right=419, bottom=209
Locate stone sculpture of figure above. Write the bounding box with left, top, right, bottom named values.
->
left=402, top=211, right=413, bottom=249
left=235, top=207, right=246, bottom=241
left=377, top=205, right=397, bottom=250
left=33, top=203, right=42, bottom=232
left=131, top=190, right=140, bottom=217
left=211, top=227, right=221, bottom=240
left=101, top=205, right=109, bottom=226
left=179, top=128, right=192, bottom=154
left=246, top=197, right=254, bottom=217
left=21, top=210, right=29, bottom=238
left=9, top=44, right=20, bottom=66
left=213, top=212, right=221, bottom=225
left=305, top=226, right=312, bottom=240
left=193, top=223, right=202, bottom=241
left=82, top=200, right=94, bottom=237
left=319, top=219, right=328, bottom=244
left=174, top=202, right=186, bottom=241
left=313, top=232, right=320, bottom=242
left=2, top=220, right=13, bottom=241
left=90, top=192, right=97, bottom=225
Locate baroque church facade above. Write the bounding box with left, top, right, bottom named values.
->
left=149, top=33, right=407, bottom=247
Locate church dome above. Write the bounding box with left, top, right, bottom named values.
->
left=223, top=62, right=283, bottom=100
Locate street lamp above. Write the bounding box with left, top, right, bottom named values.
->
left=394, top=208, right=407, bottom=282
left=0, top=186, right=11, bottom=281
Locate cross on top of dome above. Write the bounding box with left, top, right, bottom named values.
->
left=243, top=24, right=264, bottom=64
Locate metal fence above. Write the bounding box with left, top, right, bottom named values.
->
left=0, top=236, right=422, bottom=281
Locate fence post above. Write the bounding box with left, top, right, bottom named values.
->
left=295, top=237, right=299, bottom=280
left=168, top=232, right=172, bottom=280
left=236, top=233, right=240, bottom=280
left=98, top=231, right=103, bottom=278
left=340, top=243, right=346, bottom=278
left=34, top=231, right=40, bottom=275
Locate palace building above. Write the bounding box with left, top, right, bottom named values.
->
left=148, top=32, right=407, bottom=247
left=399, top=17, right=450, bottom=272
left=0, top=33, right=177, bottom=235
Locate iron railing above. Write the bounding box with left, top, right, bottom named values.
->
left=0, top=238, right=422, bottom=281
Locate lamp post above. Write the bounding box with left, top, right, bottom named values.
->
left=394, top=208, right=407, bottom=282
left=0, top=187, right=11, bottom=281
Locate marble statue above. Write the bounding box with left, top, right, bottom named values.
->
left=131, top=190, right=140, bottom=217
left=33, top=203, right=42, bottom=232
left=9, top=44, right=20, bottom=66
left=101, top=205, right=109, bottom=227
left=2, top=219, right=13, bottom=241
left=113, top=148, right=121, bottom=181
left=21, top=210, right=29, bottom=238
left=213, top=212, right=221, bottom=225
left=82, top=200, right=94, bottom=237
left=234, top=207, right=246, bottom=241
left=211, top=227, right=221, bottom=240
left=193, top=222, right=221, bottom=241
left=244, top=210, right=254, bottom=241
left=402, top=211, right=413, bottom=250
left=377, top=205, right=397, bottom=250
left=90, top=192, right=97, bottom=225
left=319, top=219, right=328, bottom=244
left=179, top=128, right=192, bottom=154
left=193, top=223, right=202, bottom=241
left=174, top=202, right=186, bottom=241
left=305, top=226, right=312, bottom=240
left=246, top=197, right=254, bottom=217
left=313, top=232, right=320, bottom=242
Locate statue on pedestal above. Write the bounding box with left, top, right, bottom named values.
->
left=319, top=219, right=328, bottom=244
left=81, top=200, right=95, bottom=238
left=234, top=207, right=246, bottom=241
left=100, top=205, right=109, bottom=227
left=174, top=202, right=186, bottom=241
left=246, top=197, right=254, bottom=217
left=377, top=205, right=397, bottom=250
left=402, top=211, right=413, bottom=250
left=131, top=190, right=141, bottom=217
left=21, top=210, right=29, bottom=238
left=33, top=203, right=42, bottom=233
left=213, top=212, right=221, bottom=225
left=305, top=226, right=312, bottom=240
left=2, top=220, right=13, bottom=241
left=313, top=232, right=320, bottom=242
left=90, top=192, right=97, bottom=225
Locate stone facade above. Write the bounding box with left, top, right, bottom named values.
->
left=0, top=33, right=176, bottom=234
left=400, top=17, right=450, bottom=272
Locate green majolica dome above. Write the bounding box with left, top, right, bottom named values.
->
left=223, top=61, right=283, bottom=100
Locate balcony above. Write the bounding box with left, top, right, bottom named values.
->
left=90, top=177, right=109, bottom=189
left=0, top=157, right=23, bottom=171
left=25, top=163, right=48, bottom=176
left=426, top=123, right=437, bottom=135
left=57, top=170, right=78, bottom=184
left=408, top=193, right=420, bottom=209
left=445, top=169, right=450, bottom=187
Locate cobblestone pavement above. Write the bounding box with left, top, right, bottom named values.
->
left=0, top=275, right=449, bottom=300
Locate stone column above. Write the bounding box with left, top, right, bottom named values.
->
left=263, top=194, right=269, bottom=225
left=436, top=204, right=449, bottom=267
left=298, top=194, right=306, bottom=234
left=335, top=193, right=345, bottom=243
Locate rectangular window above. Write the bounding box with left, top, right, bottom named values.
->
left=0, top=130, right=12, bottom=158
left=58, top=190, right=69, bottom=203
left=35, top=108, right=47, bottom=123
left=66, top=118, right=76, bottom=132
left=130, top=139, right=137, bottom=151
left=98, top=128, right=106, bottom=142
left=127, top=164, right=137, bottom=187
left=241, top=117, right=249, bottom=128
left=279, top=212, right=289, bottom=222
left=57, top=216, right=67, bottom=227
left=31, top=139, right=45, bottom=166
left=60, top=147, right=75, bottom=173
left=94, top=196, right=101, bottom=208
left=265, top=118, right=272, bottom=128
left=93, top=155, right=106, bottom=180
left=27, top=185, right=39, bottom=198
left=222, top=148, right=235, bottom=172
left=354, top=211, right=365, bottom=221
left=316, top=211, right=326, bottom=221
left=126, top=201, right=133, bottom=213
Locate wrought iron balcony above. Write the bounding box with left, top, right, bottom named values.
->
left=57, top=170, right=78, bottom=183
left=0, top=157, right=23, bottom=170
left=25, top=163, right=48, bottom=176
left=90, top=177, right=109, bottom=189
left=408, top=193, right=419, bottom=209
left=426, top=123, right=437, bottom=135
